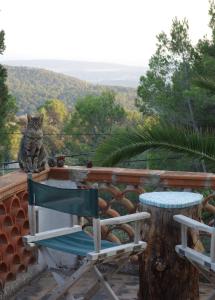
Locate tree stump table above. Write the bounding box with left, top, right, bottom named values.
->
left=139, top=191, right=203, bottom=300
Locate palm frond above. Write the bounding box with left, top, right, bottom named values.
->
left=194, top=76, right=215, bottom=93
left=94, top=123, right=215, bottom=167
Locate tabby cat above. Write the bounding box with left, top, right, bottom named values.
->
left=18, top=114, right=47, bottom=173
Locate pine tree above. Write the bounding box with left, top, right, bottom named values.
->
left=0, top=31, right=17, bottom=163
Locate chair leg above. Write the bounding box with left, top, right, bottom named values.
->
left=186, top=258, right=215, bottom=300
left=188, top=258, right=215, bottom=284
left=83, top=258, right=128, bottom=300
left=93, top=266, right=119, bottom=300
left=65, top=294, right=80, bottom=300
left=48, top=259, right=93, bottom=300
left=65, top=295, right=75, bottom=300
left=40, top=248, right=66, bottom=286
left=207, top=289, right=215, bottom=300
left=41, top=248, right=80, bottom=300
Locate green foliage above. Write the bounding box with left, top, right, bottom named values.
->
left=5, top=66, right=136, bottom=114
left=129, top=3, right=215, bottom=171
left=5, top=124, right=21, bottom=161
left=136, top=9, right=215, bottom=131
left=38, top=99, right=69, bottom=156
left=209, top=0, right=215, bottom=39
left=94, top=122, right=215, bottom=168
left=136, top=17, right=200, bottom=128
left=39, top=99, right=68, bottom=125
left=192, top=2, right=215, bottom=101
left=0, top=31, right=17, bottom=162
left=64, top=91, right=126, bottom=163
left=124, top=110, right=146, bottom=128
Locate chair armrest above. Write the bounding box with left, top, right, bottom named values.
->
left=23, top=225, right=82, bottom=243
left=174, top=214, right=215, bottom=263
left=100, top=212, right=150, bottom=226
left=93, top=212, right=150, bottom=253
left=174, top=214, right=214, bottom=234
left=88, top=241, right=147, bottom=261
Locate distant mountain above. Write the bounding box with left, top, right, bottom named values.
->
left=5, top=65, right=137, bottom=114
left=3, top=60, right=146, bottom=88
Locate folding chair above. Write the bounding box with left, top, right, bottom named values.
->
left=174, top=215, right=215, bottom=300
left=23, top=177, right=150, bottom=300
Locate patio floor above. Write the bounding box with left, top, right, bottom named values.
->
left=9, top=268, right=214, bottom=300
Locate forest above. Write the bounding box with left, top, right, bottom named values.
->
left=1, top=1, right=215, bottom=173
left=5, top=66, right=136, bottom=114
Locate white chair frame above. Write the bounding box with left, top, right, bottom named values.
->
left=24, top=190, right=150, bottom=300
left=174, top=214, right=215, bottom=300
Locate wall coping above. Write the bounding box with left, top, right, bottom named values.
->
left=0, top=169, right=49, bottom=201
left=0, top=166, right=214, bottom=201
left=49, top=167, right=215, bottom=188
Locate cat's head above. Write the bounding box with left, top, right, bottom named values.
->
left=27, top=114, right=43, bottom=130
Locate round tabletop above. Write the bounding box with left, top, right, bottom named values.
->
left=139, top=191, right=203, bottom=209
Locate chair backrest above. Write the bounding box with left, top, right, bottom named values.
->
left=28, top=179, right=99, bottom=218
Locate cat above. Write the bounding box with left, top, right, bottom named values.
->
left=18, top=114, right=47, bottom=173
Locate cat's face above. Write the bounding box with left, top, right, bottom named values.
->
left=27, top=114, right=43, bottom=130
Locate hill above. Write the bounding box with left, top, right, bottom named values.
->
left=5, top=66, right=137, bottom=114
left=3, top=59, right=146, bottom=88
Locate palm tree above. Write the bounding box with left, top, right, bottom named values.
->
left=94, top=123, right=215, bottom=168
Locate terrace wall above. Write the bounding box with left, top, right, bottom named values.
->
left=0, top=166, right=214, bottom=289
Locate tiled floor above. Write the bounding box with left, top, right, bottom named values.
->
left=10, top=269, right=214, bottom=300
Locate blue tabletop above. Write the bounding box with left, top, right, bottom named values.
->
left=139, top=191, right=203, bottom=208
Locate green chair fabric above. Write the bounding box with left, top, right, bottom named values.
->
left=28, top=179, right=98, bottom=218
left=35, top=231, right=117, bottom=256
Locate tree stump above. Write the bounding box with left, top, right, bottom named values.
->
left=139, top=191, right=203, bottom=300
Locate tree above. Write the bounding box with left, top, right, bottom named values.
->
left=135, top=18, right=202, bottom=170
left=136, top=16, right=215, bottom=130
left=0, top=31, right=17, bottom=162
left=64, top=91, right=126, bottom=164
left=107, top=2, right=215, bottom=172
left=137, top=18, right=192, bottom=122
left=93, top=2, right=215, bottom=170
left=192, top=2, right=215, bottom=91
left=124, top=109, right=146, bottom=128
left=94, top=122, right=215, bottom=171
left=38, top=99, right=69, bottom=156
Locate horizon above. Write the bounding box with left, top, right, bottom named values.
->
left=3, top=59, right=146, bottom=88
left=2, top=58, right=146, bottom=69
left=0, top=0, right=211, bottom=67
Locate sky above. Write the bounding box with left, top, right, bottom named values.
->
left=0, top=0, right=212, bottom=67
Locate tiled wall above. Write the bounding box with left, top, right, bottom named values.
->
left=0, top=191, right=35, bottom=287
left=0, top=170, right=48, bottom=288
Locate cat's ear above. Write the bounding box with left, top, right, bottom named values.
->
left=27, top=114, right=31, bottom=122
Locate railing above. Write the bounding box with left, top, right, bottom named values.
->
left=0, top=166, right=214, bottom=289
left=49, top=166, right=215, bottom=221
